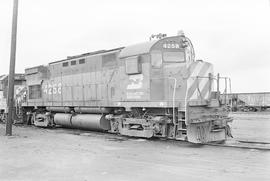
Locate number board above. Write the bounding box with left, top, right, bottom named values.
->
left=43, top=83, right=62, bottom=95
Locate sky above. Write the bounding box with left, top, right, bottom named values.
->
left=0, top=0, right=269, bottom=93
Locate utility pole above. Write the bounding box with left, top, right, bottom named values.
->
left=6, top=0, right=19, bottom=136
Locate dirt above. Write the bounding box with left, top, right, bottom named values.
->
left=0, top=113, right=270, bottom=181
left=229, top=112, right=270, bottom=143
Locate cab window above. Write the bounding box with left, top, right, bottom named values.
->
left=29, top=85, right=41, bottom=99
left=163, top=51, right=185, bottom=63
left=125, top=56, right=141, bottom=74
left=151, top=52, right=162, bottom=68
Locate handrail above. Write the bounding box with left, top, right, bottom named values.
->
left=168, top=76, right=177, bottom=125
left=188, top=74, right=231, bottom=102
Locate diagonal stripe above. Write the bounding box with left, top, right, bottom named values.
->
left=197, top=65, right=212, bottom=91
left=189, top=79, right=210, bottom=100
left=188, top=78, right=199, bottom=100
left=200, top=80, right=211, bottom=99
left=187, top=78, right=200, bottom=99
left=200, top=64, right=213, bottom=100
left=190, top=62, right=204, bottom=78
left=187, top=63, right=212, bottom=99
left=186, top=61, right=202, bottom=79
left=186, top=62, right=204, bottom=95
left=186, top=62, right=195, bottom=75
left=189, top=65, right=213, bottom=100
left=204, top=89, right=210, bottom=99
left=189, top=89, right=199, bottom=100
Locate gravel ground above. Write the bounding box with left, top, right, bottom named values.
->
left=230, top=112, right=270, bottom=143
left=0, top=113, right=270, bottom=181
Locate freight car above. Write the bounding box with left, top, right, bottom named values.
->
left=21, top=32, right=232, bottom=143
left=227, top=92, right=270, bottom=112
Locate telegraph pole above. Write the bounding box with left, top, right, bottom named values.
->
left=6, top=0, right=19, bottom=136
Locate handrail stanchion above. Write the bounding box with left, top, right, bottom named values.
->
left=217, top=73, right=220, bottom=100
left=168, top=77, right=177, bottom=125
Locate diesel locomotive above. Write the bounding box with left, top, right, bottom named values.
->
left=21, top=32, right=232, bottom=143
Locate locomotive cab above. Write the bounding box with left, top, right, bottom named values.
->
left=149, top=36, right=190, bottom=102
left=120, top=35, right=191, bottom=103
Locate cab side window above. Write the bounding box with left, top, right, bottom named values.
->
left=125, top=56, right=141, bottom=75
left=29, top=85, right=41, bottom=99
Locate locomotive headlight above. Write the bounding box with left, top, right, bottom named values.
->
left=177, top=30, right=185, bottom=36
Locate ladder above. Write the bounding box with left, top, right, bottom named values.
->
left=175, top=110, right=187, bottom=140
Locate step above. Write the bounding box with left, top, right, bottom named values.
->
left=178, top=119, right=185, bottom=122
left=178, top=128, right=186, bottom=131
left=175, top=135, right=187, bottom=141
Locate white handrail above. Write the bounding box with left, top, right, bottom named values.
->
left=168, top=77, right=177, bottom=125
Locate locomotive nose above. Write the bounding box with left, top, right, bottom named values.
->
left=185, top=60, right=214, bottom=101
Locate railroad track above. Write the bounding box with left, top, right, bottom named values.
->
left=50, top=126, right=270, bottom=150
left=6, top=123, right=270, bottom=151
left=51, top=126, right=270, bottom=151
left=206, top=140, right=270, bottom=150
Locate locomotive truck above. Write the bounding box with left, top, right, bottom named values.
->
left=21, top=33, right=232, bottom=143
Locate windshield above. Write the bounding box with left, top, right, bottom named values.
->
left=163, top=51, right=185, bottom=63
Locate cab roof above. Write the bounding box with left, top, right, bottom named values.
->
left=119, top=40, right=158, bottom=58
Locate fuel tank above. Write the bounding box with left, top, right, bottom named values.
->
left=54, top=113, right=73, bottom=127
left=54, top=113, right=110, bottom=131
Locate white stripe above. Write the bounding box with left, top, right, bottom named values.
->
left=188, top=64, right=213, bottom=100
left=187, top=77, right=196, bottom=87
left=189, top=90, right=198, bottom=100
left=198, top=65, right=212, bottom=91
left=190, top=62, right=204, bottom=78
left=186, top=62, right=204, bottom=91
left=204, top=91, right=210, bottom=99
